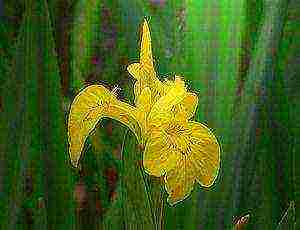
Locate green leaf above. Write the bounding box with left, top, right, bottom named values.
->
left=276, top=201, right=296, bottom=230
left=120, top=131, right=155, bottom=228
left=70, top=0, right=102, bottom=91
left=0, top=1, right=75, bottom=229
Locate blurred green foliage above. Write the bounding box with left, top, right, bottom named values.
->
left=0, top=0, right=297, bottom=229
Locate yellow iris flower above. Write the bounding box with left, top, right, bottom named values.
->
left=68, top=19, right=220, bottom=205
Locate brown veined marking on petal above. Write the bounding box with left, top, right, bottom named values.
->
left=190, top=138, right=220, bottom=170
left=191, top=135, right=219, bottom=163
left=68, top=85, right=141, bottom=167
left=81, top=104, right=103, bottom=123
left=128, top=63, right=159, bottom=103
left=162, top=81, right=190, bottom=114
left=162, top=125, right=180, bottom=150
left=180, top=137, right=194, bottom=201
left=68, top=85, right=114, bottom=167
left=165, top=155, right=195, bottom=205
left=189, top=140, right=220, bottom=186
left=119, top=113, right=130, bottom=123
left=143, top=131, right=180, bottom=177
left=82, top=98, right=112, bottom=122
left=183, top=122, right=220, bottom=187
left=164, top=123, right=191, bottom=155
left=181, top=134, right=193, bottom=155
left=188, top=152, right=210, bottom=185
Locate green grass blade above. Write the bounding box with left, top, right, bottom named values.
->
left=1, top=1, right=75, bottom=228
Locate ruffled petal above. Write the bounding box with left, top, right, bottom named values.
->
left=160, top=78, right=198, bottom=121
left=182, top=92, right=198, bottom=119
left=149, top=76, right=187, bottom=125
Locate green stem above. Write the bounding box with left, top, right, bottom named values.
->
left=139, top=165, right=158, bottom=229
left=158, top=187, right=165, bottom=230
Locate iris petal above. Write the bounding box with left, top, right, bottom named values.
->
left=188, top=121, right=220, bottom=187
left=149, top=76, right=187, bottom=125
left=68, top=85, right=140, bottom=168
left=127, top=20, right=162, bottom=104
left=143, top=127, right=180, bottom=176
left=164, top=157, right=195, bottom=205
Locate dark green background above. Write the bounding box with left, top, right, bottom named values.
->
left=0, top=0, right=298, bottom=229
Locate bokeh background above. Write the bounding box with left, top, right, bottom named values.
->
left=0, top=0, right=298, bottom=229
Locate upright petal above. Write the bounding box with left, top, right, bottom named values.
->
left=127, top=19, right=156, bottom=83
left=136, top=87, right=152, bottom=138
left=140, top=19, right=154, bottom=71
left=127, top=19, right=163, bottom=104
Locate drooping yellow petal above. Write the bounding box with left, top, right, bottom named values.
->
left=188, top=121, right=220, bottom=187
left=147, top=120, right=219, bottom=205
left=164, top=157, right=196, bottom=205
left=68, top=85, right=140, bottom=168
left=143, top=127, right=180, bottom=177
